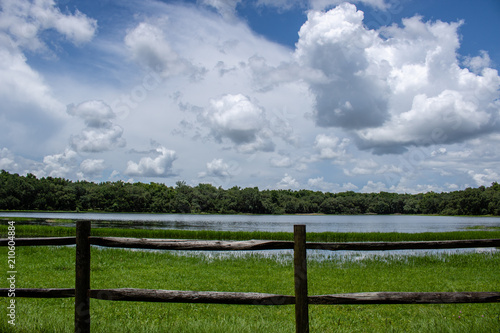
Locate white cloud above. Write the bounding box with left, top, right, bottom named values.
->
left=343, top=159, right=378, bottom=176
left=431, top=147, right=447, bottom=157
left=276, top=173, right=300, bottom=189
left=200, top=158, right=231, bottom=178
left=125, top=146, right=177, bottom=177
left=314, top=134, right=350, bottom=160
left=468, top=169, right=499, bottom=187
left=0, top=147, right=17, bottom=171
left=198, top=158, right=242, bottom=187
left=203, top=94, right=275, bottom=153
left=67, top=100, right=116, bottom=127
left=0, top=0, right=98, bottom=158
left=295, top=4, right=388, bottom=130
left=360, top=180, right=389, bottom=193
left=0, top=41, right=64, bottom=114
left=67, top=100, right=126, bottom=153
left=294, top=4, right=500, bottom=154
left=79, top=159, right=106, bottom=176
left=124, top=22, right=204, bottom=79
left=0, top=0, right=97, bottom=52
left=41, top=148, right=78, bottom=178
left=463, top=50, right=491, bottom=74
left=70, top=126, right=125, bottom=153
left=307, top=177, right=358, bottom=192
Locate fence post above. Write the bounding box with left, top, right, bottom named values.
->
left=294, top=225, right=309, bottom=333
left=75, top=220, right=91, bottom=333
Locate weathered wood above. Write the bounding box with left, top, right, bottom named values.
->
left=0, top=288, right=75, bottom=298
left=2, top=237, right=499, bottom=252
left=2, top=288, right=498, bottom=305
left=75, top=221, right=91, bottom=333
left=306, top=238, right=500, bottom=251
left=0, top=237, right=76, bottom=246
left=294, top=225, right=309, bottom=333
left=90, top=237, right=294, bottom=250
left=89, top=289, right=295, bottom=305
left=309, top=292, right=500, bottom=304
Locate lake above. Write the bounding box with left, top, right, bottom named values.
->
left=1, top=212, right=500, bottom=233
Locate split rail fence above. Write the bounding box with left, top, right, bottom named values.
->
left=2, top=221, right=500, bottom=332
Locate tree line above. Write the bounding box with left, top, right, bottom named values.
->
left=1, top=170, right=499, bottom=215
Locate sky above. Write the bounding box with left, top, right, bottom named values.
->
left=0, top=0, right=499, bottom=193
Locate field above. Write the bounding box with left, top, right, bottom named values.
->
left=1, top=223, right=499, bottom=332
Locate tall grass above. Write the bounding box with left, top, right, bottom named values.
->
left=0, top=246, right=498, bottom=332
left=2, top=223, right=500, bottom=242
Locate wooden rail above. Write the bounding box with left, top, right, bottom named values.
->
left=2, top=288, right=498, bottom=304
left=3, top=237, right=500, bottom=250
left=1, top=221, right=499, bottom=333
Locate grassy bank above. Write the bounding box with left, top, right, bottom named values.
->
left=2, top=223, right=500, bottom=242
left=1, top=246, right=499, bottom=332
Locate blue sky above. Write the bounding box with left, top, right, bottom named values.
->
left=0, top=0, right=499, bottom=193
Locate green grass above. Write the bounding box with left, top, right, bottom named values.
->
left=2, top=223, right=500, bottom=242
left=465, top=225, right=500, bottom=231
left=1, top=245, right=499, bottom=332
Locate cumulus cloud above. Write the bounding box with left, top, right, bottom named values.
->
left=294, top=4, right=500, bottom=154
left=295, top=4, right=389, bottom=129
left=468, top=169, right=499, bottom=187
left=79, top=159, right=106, bottom=176
left=314, top=134, right=350, bottom=160
left=198, top=158, right=242, bottom=187
left=463, top=50, right=491, bottom=74
left=42, top=148, right=78, bottom=177
left=0, top=147, right=18, bottom=171
left=203, top=94, right=275, bottom=153
left=125, top=22, right=204, bottom=79
left=307, top=177, right=358, bottom=192
left=0, top=0, right=97, bottom=52
left=199, top=158, right=230, bottom=178
left=67, top=100, right=126, bottom=153
left=277, top=173, right=300, bottom=189
left=125, top=146, right=177, bottom=177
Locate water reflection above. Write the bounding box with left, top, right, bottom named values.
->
left=98, top=247, right=497, bottom=263
left=1, top=212, right=500, bottom=233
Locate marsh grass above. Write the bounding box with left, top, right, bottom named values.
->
left=1, top=245, right=499, bottom=332
left=2, top=223, right=500, bottom=242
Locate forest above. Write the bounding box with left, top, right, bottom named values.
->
left=0, top=170, right=499, bottom=215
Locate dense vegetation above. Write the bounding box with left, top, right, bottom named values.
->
left=1, top=170, right=499, bottom=215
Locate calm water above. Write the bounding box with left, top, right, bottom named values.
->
left=1, top=212, right=500, bottom=233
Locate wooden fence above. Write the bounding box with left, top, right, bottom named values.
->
left=1, top=221, right=500, bottom=333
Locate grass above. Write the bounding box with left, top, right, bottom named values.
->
left=1, top=245, right=499, bottom=332
left=465, top=225, right=500, bottom=231
left=2, top=223, right=500, bottom=242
